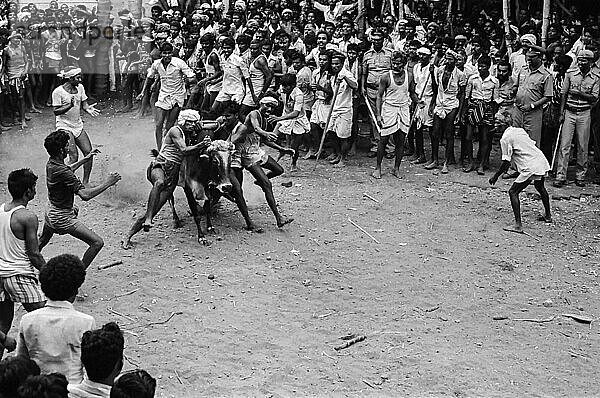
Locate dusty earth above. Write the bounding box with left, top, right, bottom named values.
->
left=1, top=102, right=600, bottom=397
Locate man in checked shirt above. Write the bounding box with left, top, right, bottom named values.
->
left=461, top=55, right=499, bottom=175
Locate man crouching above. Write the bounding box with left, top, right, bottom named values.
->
left=121, top=110, right=210, bottom=249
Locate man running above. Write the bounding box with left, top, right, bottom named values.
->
left=39, top=130, right=121, bottom=269
left=0, top=169, right=46, bottom=355
left=52, top=66, right=100, bottom=186
left=138, top=42, right=196, bottom=149
left=231, top=97, right=293, bottom=228
left=122, top=110, right=210, bottom=249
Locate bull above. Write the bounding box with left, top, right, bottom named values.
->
left=168, top=138, right=255, bottom=245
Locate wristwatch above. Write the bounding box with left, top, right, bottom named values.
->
left=530, top=103, right=535, bottom=110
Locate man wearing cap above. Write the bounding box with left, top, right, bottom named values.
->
left=362, top=30, right=393, bottom=156
left=554, top=49, right=600, bottom=188
left=512, top=45, right=553, bottom=148
left=122, top=110, right=211, bottom=249
left=139, top=42, right=196, bottom=149
left=510, top=34, right=536, bottom=82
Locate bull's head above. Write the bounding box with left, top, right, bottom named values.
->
left=207, top=140, right=235, bottom=194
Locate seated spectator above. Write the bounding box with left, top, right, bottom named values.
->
left=68, top=322, right=124, bottom=398
left=16, top=254, right=94, bottom=383
left=17, top=373, right=68, bottom=398
left=0, top=356, right=40, bottom=398
left=110, top=370, right=156, bottom=398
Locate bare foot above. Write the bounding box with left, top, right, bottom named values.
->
left=30, top=107, right=41, bottom=114
left=424, top=161, right=438, bottom=170
left=477, top=166, right=485, bottom=175
left=325, top=153, right=337, bottom=161
left=537, top=214, right=552, bottom=223
left=291, top=165, right=299, bottom=172
left=303, top=151, right=316, bottom=160
left=390, top=169, right=402, bottom=179
left=245, top=224, right=264, bottom=233
left=121, top=239, right=133, bottom=250
left=371, top=169, right=382, bottom=179
left=332, top=160, right=346, bottom=168
left=441, top=164, right=449, bottom=174
left=277, top=217, right=294, bottom=228
left=503, top=224, right=524, bottom=234
left=20, top=122, right=27, bottom=130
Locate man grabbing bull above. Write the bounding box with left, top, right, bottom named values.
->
left=121, top=110, right=210, bottom=249
left=230, top=97, right=293, bottom=228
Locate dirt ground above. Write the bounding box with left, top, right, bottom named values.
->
left=1, top=103, right=600, bottom=397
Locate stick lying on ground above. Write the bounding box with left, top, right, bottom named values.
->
left=334, top=335, right=366, bottom=351
left=513, top=315, right=556, bottom=323
left=348, top=218, right=380, bottom=244
left=363, top=193, right=379, bottom=203
left=98, top=260, right=123, bottom=270
left=562, top=314, right=593, bottom=324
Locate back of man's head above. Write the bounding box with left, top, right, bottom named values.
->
left=110, top=369, right=156, bottom=398
left=17, top=373, right=68, bottom=398
left=81, top=322, right=124, bottom=383
left=0, top=357, right=40, bottom=398
left=44, top=130, right=70, bottom=157
left=7, top=169, right=37, bottom=200
left=39, top=254, right=86, bottom=301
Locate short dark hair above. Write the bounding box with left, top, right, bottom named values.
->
left=221, top=100, right=240, bottom=115
left=236, top=33, right=251, bottom=45
left=497, top=59, right=511, bottom=72
left=200, top=32, right=215, bottom=43
left=39, top=254, right=86, bottom=301
left=110, top=370, right=156, bottom=398
left=221, top=36, right=235, bottom=48
left=0, top=357, right=40, bottom=398
left=160, top=42, right=174, bottom=53
left=44, top=130, right=70, bottom=157
left=7, top=169, right=37, bottom=199
left=347, top=43, right=359, bottom=53
left=280, top=73, right=297, bottom=87
left=290, top=50, right=305, bottom=64
left=17, top=373, right=68, bottom=398
left=81, top=322, right=124, bottom=382
left=477, top=55, right=492, bottom=67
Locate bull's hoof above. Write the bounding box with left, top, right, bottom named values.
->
left=207, top=226, right=217, bottom=234
left=199, top=237, right=212, bottom=246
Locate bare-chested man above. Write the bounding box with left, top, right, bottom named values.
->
left=229, top=97, right=293, bottom=228
left=121, top=110, right=210, bottom=249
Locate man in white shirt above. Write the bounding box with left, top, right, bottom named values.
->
left=67, top=322, right=124, bottom=398
left=139, top=42, right=196, bottom=149
left=489, top=109, right=551, bottom=234
left=326, top=52, right=358, bottom=167
left=211, top=37, right=253, bottom=115
left=17, top=254, right=95, bottom=383
left=313, top=0, right=357, bottom=24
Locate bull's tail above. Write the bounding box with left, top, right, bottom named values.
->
left=150, top=149, right=159, bottom=158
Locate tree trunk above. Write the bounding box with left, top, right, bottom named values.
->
left=97, top=0, right=111, bottom=27
left=503, top=0, right=512, bottom=56
left=541, top=0, right=550, bottom=47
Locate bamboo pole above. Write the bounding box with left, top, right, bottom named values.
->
left=503, top=0, right=513, bottom=56
left=446, top=0, right=453, bottom=37
left=541, top=0, right=550, bottom=48
left=398, top=0, right=404, bottom=20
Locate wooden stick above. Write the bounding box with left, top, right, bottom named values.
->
left=362, top=379, right=376, bottom=389
left=146, top=311, right=182, bottom=327
left=321, top=351, right=336, bottom=360
left=348, top=218, right=380, bottom=244
left=503, top=0, right=512, bottom=56
left=513, top=315, right=556, bottom=323
left=334, top=335, right=366, bottom=351
left=541, top=0, right=550, bottom=48
left=363, top=193, right=380, bottom=203
left=98, top=260, right=123, bottom=270
left=107, top=307, right=135, bottom=322
left=551, top=121, right=564, bottom=171
left=522, top=230, right=540, bottom=241
left=110, top=288, right=139, bottom=300
left=174, top=370, right=184, bottom=384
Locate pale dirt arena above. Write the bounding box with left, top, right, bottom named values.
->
left=1, top=104, right=599, bottom=397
